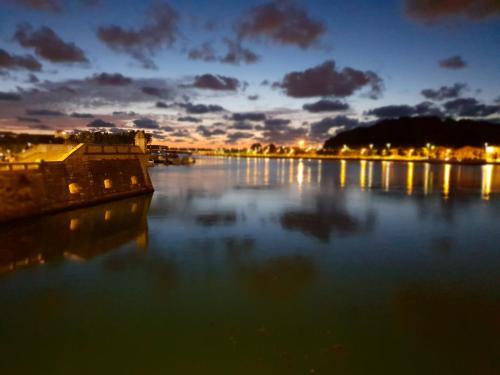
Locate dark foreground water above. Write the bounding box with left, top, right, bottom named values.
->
left=1, top=157, right=500, bottom=374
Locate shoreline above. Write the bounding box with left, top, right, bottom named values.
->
left=194, top=152, right=500, bottom=166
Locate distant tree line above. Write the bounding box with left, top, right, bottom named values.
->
left=323, top=116, right=500, bottom=149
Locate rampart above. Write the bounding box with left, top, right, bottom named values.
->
left=0, top=143, right=154, bottom=223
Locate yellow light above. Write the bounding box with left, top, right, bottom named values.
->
left=481, top=164, right=493, bottom=200
left=359, top=160, right=366, bottom=190
left=298, top=140, right=305, bottom=148
left=443, top=164, right=451, bottom=199
left=406, top=162, right=414, bottom=195
left=340, top=160, right=346, bottom=188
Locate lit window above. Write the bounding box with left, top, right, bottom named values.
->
left=130, top=176, right=138, bottom=185
left=68, top=183, right=80, bottom=194
left=104, top=179, right=112, bottom=189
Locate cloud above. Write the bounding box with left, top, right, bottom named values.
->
left=439, top=55, right=467, bottom=69
left=188, top=42, right=217, bottom=62
left=155, top=101, right=169, bottom=108
left=232, top=112, right=267, bottom=121
left=260, top=124, right=307, bottom=144
left=4, top=0, right=100, bottom=12
left=71, top=112, right=94, bottom=118
left=443, top=97, right=500, bottom=117
left=421, top=83, right=468, bottom=100
left=87, top=119, right=116, bottom=128
left=279, top=60, right=384, bottom=99
left=28, top=123, right=52, bottom=130
left=192, top=74, right=240, bottom=91
left=14, top=24, right=89, bottom=63
left=405, top=0, right=500, bottom=22
left=231, top=121, right=254, bottom=130
left=133, top=118, right=160, bottom=129
left=97, top=2, right=179, bottom=69
left=238, top=0, right=326, bottom=49
left=26, top=109, right=65, bottom=116
left=179, top=102, right=225, bottom=114
left=248, top=95, right=259, bottom=101
left=226, top=131, right=254, bottom=143
left=303, top=99, right=349, bottom=112
left=17, top=116, right=40, bottom=123
left=366, top=102, right=443, bottom=118
left=0, top=92, right=22, bottom=101
left=196, top=125, right=226, bottom=137
left=91, top=73, right=132, bottom=86
left=263, top=118, right=291, bottom=129
left=141, top=86, right=170, bottom=98
left=0, top=48, right=42, bottom=71
left=177, top=116, right=202, bottom=123
left=219, top=39, right=259, bottom=65
left=310, top=116, right=361, bottom=140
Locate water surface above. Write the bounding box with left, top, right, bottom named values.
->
left=1, top=157, right=499, bottom=374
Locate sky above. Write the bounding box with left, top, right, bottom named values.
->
left=0, top=0, right=499, bottom=147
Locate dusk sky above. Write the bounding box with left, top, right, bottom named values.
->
left=0, top=0, right=499, bottom=147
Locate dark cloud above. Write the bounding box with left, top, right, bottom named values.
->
left=366, top=102, right=443, bottom=118
left=0, top=48, right=42, bottom=71
left=231, top=121, right=254, bottom=130
left=87, top=119, right=116, bottom=128
left=162, top=126, right=174, bottom=132
left=180, top=102, right=225, bottom=114
left=141, top=86, right=169, bottom=97
left=264, top=118, right=291, bottom=129
left=238, top=0, right=326, bottom=49
left=421, top=83, right=468, bottom=100
left=406, top=0, right=500, bottom=22
left=279, top=60, right=384, bottom=99
left=261, top=79, right=270, bottom=86
left=178, top=116, right=202, bottom=123
left=170, top=129, right=192, bottom=138
left=14, top=24, right=88, bottom=63
left=219, top=39, right=259, bottom=65
left=28, top=123, right=52, bottom=130
left=71, top=112, right=94, bottom=118
left=303, top=99, right=349, bottom=112
left=443, top=97, right=500, bottom=117
left=0, top=92, right=22, bottom=101
left=4, top=0, right=99, bottom=12
left=91, top=73, right=132, bottom=86
left=260, top=124, right=307, bottom=144
left=248, top=95, right=259, bottom=101
left=188, top=42, right=217, bottom=62
left=133, top=118, right=160, bottom=129
left=26, top=109, right=65, bottom=116
left=196, top=125, right=226, bottom=137
left=113, top=111, right=137, bottom=117
left=156, top=101, right=169, bottom=108
left=439, top=55, right=467, bottom=69
left=17, top=116, right=40, bottom=123
left=226, top=131, right=254, bottom=143
left=97, top=2, right=179, bottom=69
left=232, top=112, right=267, bottom=121
left=192, top=74, right=240, bottom=91
left=310, top=116, right=361, bottom=140
left=27, top=73, right=39, bottom=83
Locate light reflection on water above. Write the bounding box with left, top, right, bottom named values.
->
left=0, top=156, right=500, bottom=374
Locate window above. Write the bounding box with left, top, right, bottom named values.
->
left=104, top=179, right=112, bottom=189
left=68, top=183, right=81, bottom=194
left=131, top=176, right=138, bottom=185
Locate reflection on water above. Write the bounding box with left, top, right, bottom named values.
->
left=1, top=157, right=500, bottom=374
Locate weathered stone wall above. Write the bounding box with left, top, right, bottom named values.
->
left=0, top=145, right=153, bottom=223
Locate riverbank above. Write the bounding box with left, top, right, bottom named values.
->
left=195, top=151, right=500, bottom=166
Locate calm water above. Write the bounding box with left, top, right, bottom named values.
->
left=1, top=157, right=500, bottom=374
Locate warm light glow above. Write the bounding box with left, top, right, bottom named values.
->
left=442, top=164, right=451, bottom=199
left=359, top=160, right=366, bottom=190
left=382, top=161, right=391, bottom=192
left=298, top=140, right=305, bottom=148
left=423, top=163, right=431, bottom=195
left=297, top=159, right=304, bottom=188
left=368, top=161, right=374, bottom=188
left=481, top=164, right=493, bottom=200
left=406, top=162, right=414, bottom=195
left=340, top=160, right=346, bottom=188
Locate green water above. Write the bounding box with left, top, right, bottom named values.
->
left=1, top=157, right=499, bottom=374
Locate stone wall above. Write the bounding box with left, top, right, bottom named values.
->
left=0, top=144, right=154, bottom=223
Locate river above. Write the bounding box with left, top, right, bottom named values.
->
left=1, top=157, right=499, bottom=374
